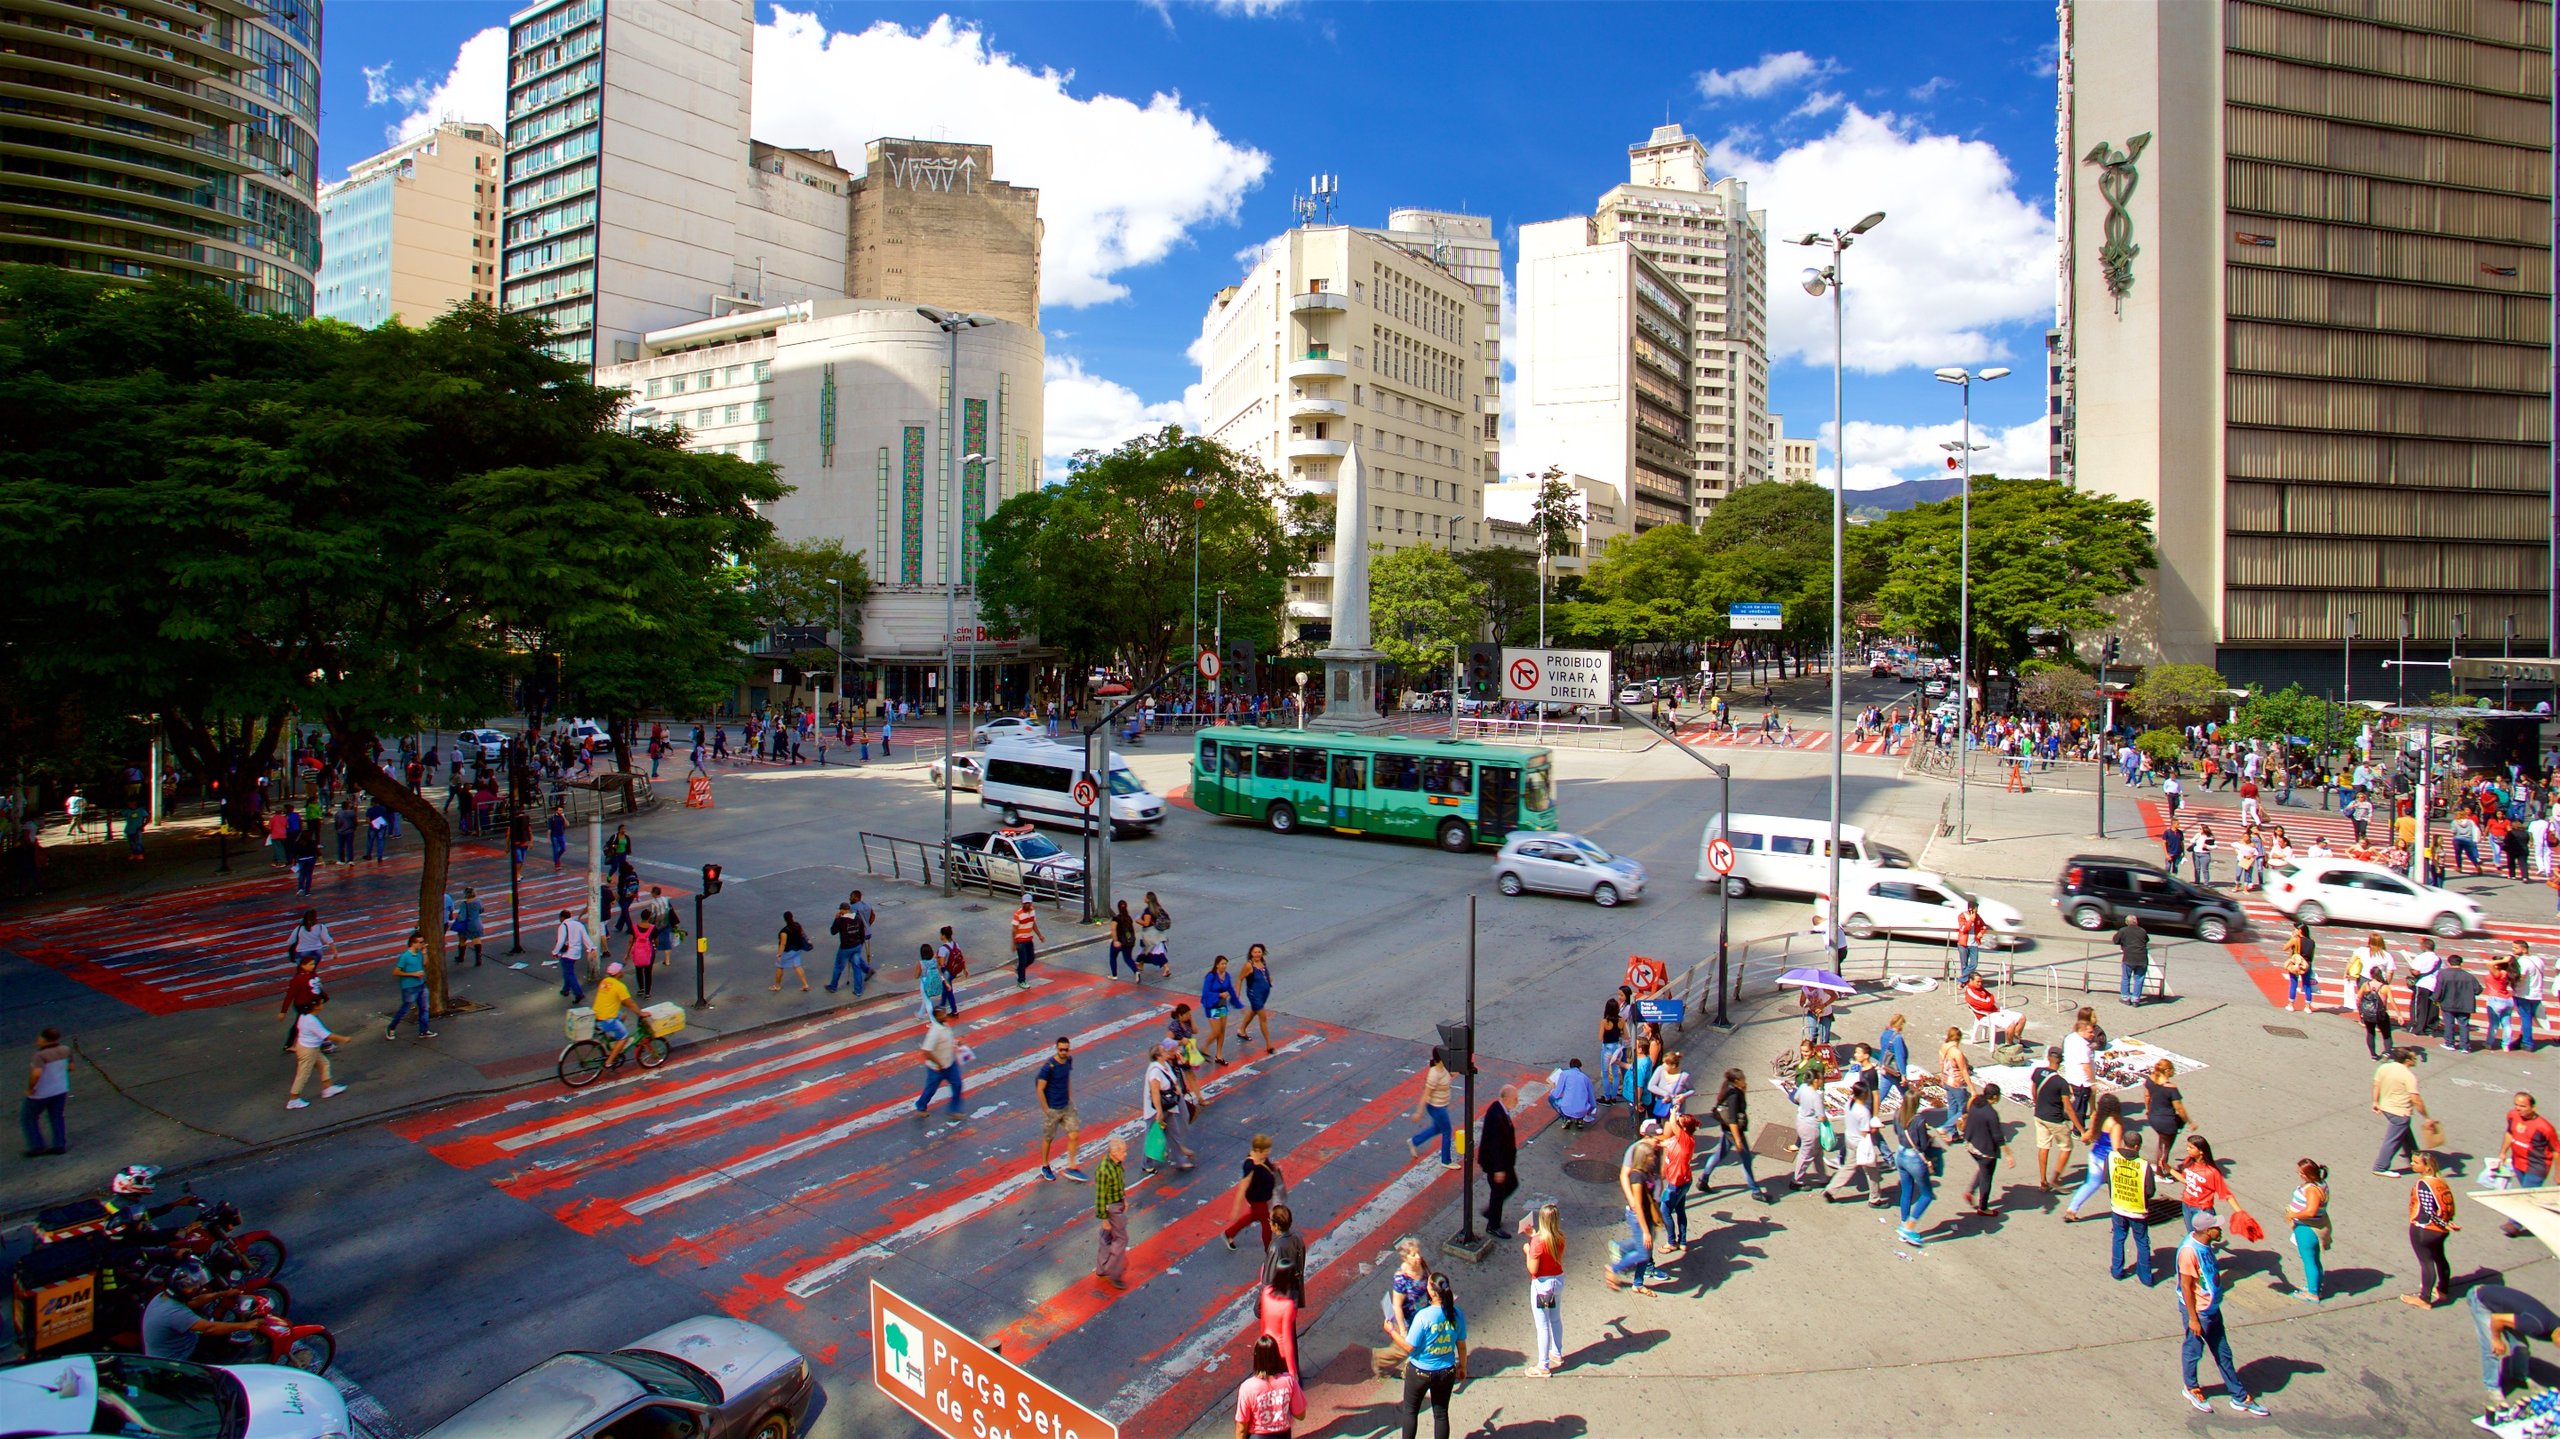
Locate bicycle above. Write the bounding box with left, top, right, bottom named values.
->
left=558, top=1028, right=670, bottom=1088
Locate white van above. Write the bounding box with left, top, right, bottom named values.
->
left=1697, top=811, right=1888, bottom=897
left=980, top=738, right=1165, bottom=835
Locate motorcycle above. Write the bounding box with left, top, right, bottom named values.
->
left=200, top=1290, right=335, bottom=1373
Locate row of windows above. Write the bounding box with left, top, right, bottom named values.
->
left=2227, top=319, right=2548, bottom=391
left=2226, top=480, right=2552, bottom=541
left=687, top=402, right=772, bottom=426
left=508, top=59, right=599, bottom=123
left=502, top=264, right=593, bottom=309
left=507, top=92, right=598, bottom=151
left=503, top=230, right=595, bottom=281
left=2227, top=160, right=2551, bottom=246
left=2227, top=426, right=2550, bottom=491
left=512, top=0, right=601, bottom=55
left=2226, top=51, right=2550, bottom=148
left=507, top=126, right=600, bottom=186
left=643, top=362, right=772, bottom=398
left=505, top=160, right=595, bottom=214
left=1207, top=743, right=1475, bottom=796
left=506, top=196, right=596, bottom=247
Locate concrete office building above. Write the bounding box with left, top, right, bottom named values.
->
left=847, top=138, right=1041, bottom=331
left=1782, top=432, right=1819, bottom=488
left=1198, top=220, right=1497, bottom=643
left=317, top=122, right=502, bottom=327
left=1483, top=470, right=1627, bottom=573
left=1588, top=125, right=1774, bottom=514
left=1366, top=208, right=1504, bottom=483
left=0, top=0, right=322, bottom=315
left=2058, top=0, right=2554, bottom=685
left=594, top=298, right=1044, bottom=699
left=1512, top=216, right=1696, bottom=531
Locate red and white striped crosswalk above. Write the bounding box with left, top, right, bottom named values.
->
left=1668, top=724, right=1908, bottom=755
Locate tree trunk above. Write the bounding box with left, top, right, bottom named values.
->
left=165, top=712, right=288, bottom=836
left=332, top=722, right=456, bottom=1015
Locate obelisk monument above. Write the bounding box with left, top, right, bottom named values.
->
left=1309, top=442, right=1391, bottom=733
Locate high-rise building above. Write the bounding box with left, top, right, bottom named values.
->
left=1590, top=125, right=1773, bottom=514
left=1512, top=216, right=1695, bottom=531
left=1368, top=209, right=1503, bottom=489
left=2058, top=0, right=2553, bottom=684
left=317, top=122, right=502, bottom=327
left=0, top=0, right=322, bottom=315
left=1198, top=220, right=1497, bottom=644
left=847, top=138, right=1041, bottom=331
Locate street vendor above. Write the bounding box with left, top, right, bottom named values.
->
left=1963, top=974, right=2028, bottom=1046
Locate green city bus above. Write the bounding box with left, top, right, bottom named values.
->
left=1189, top=726, right=1559, bottom=851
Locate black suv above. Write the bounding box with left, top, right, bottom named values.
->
left=2052, top=855, right=2247, bottom=943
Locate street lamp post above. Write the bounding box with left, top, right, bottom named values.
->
left=2343, top=613, right=2358, bottom=707
left=2506, top=614, right=2518, bottom=707
left=1213, top=589, right=1227, bottom=714
left=2399, top=611, right=2413, bottom=712
left=827, top=577, right=844, bottom=740
left=2451, top=614, right=2467, bottom=700
left=1792, top=210, right=1886, bottom=950
left=918, top=305, right=993, bottom=895
left=1934, top=366, right=2007, bottom=846
left=1189, top=472, right=1203, bottom=709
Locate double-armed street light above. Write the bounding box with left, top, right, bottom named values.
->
left=1933, top=365, right=2009, bottom=846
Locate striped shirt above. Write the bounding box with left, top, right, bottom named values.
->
left=1013, top=908, right=1040, bottom=944
left=1093, top=1156, right=1125, bottom=1217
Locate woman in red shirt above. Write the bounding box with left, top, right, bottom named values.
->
left=2177, top=1134, right=2234, bottom=1230
left=1256, top=1265, right=1302, bottom=1378
left=1523, top=1202, right=1566, bottom=1376
left=1233, top=1335, right=1304, bottom=1439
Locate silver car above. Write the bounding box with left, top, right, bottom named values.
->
left=421, top=1316, right=813, bottom=1439
left=1493, top=831, right=1646, bottom=906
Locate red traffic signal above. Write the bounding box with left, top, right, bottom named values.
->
left=700, top=863, right=723, bottom=896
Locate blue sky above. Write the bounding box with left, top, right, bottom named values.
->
left=326, top=1, right=2066, bottom=487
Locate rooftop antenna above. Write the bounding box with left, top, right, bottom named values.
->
left=1310, top=173, right=1337, bottom=225
left=1291, top=190, right=1316, bottom=229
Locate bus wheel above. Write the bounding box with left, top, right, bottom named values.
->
left=1266, top=801, right=1296, bottom=834
left=1001, top=806, right=1023, bottom=826
left=1436, top=820, right=1472, bottom=853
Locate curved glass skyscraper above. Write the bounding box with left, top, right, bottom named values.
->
left=0, top=0, right=324, bottom=316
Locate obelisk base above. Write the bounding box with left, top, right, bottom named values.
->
left=1306, top=651, right=1394, bottom=734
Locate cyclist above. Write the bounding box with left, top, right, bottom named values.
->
left=593, top=961, right=637, bottom=1068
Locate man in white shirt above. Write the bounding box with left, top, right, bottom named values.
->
left=2512, top=943, right=2545, bottom=1054
left=2061, top=1014, right=2098, bottom=1119
left=551, top=908, right=594, bottom=1005
left=2407, top=940, right=2444, bottom=1037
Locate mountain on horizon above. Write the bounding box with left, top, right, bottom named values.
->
left=1845, top=476, right=1968, bottom=521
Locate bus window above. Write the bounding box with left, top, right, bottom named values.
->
left=1771, top=835, right=1815, bottom=856
left=1374, top=754, right=1421, bottom=791
left=1257, top=745, right=1294, bottom=779
left=1331, top=754, right=1366, bottom=789
left=1522, top=761, right=1553, bottom=814
left=1220, top=745, right=1248, bottom=778
left=1292, top=748, right=1327, bottom=783
left=1197, top=739, right=1217, bottom=772
left=1727, top=830, right=1766, bottom=850
left=1422, top=757, right=1473, bottom=796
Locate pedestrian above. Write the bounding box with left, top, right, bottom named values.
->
left=1799, top=984, right=1836, bottom=1045
left=546, top=803, right=567, bottom=867
left=1522, top=1202, right=1566, bottom=1377
left=1093, top=1136, right=1129, bottom=1288
left=916, top=942, right=952, bottom=1022
left=1939, top=1027, right=1974, bottom=1142
left=2441, top=955, right=2484, bottom=1051
left=1598, top=994, right=1628, bottom=1101
left=2280, top=932, right=2315, bottom=1013
left=2357, top=966, right=2398, bottom=1059
left=1607, top=1122, right=1669, bottom=1292
left=1138, top=890, right=1173, bottom=976
left=2140, top=1058, right=2191, bottom=1166
left=2405, top=1152, right=2458, bottom=1309
left=1034, top=1035, right=1086, bottom=1182
left=551, top=908, right=592, bottom=1004
left=2108, top=1126, right=2160, bottom=1285
left=1263, top=1202, right=1307, bottom=1292
left=1145, top=1041, right=1196, bottom=1171
left=1408, top=1048, right=1456, bottom=1168
left=812, top=900, right=866, bottom=996
left=2176, top=1134, right=2234, bottom=1230
left=1545, top=1057, right=1598, bottom=1130
left=1107, top=900, right=1137, bottom=979
left=450, top=886, right=485, bottom=968
left=2115, top=914, right=2151, bottom=1006
left=2371, top=1045, right=2432, bottom=1175
left=771, top=911, right=813, bottom=993
left=1823, top=1074, right=1885, bottom=1204
left=1698, top=1068, right=1769, bottom=1202
left=2283, top=1158, right=2331, bottom=1303
left=2500, top=1092, right=2558, bottom=1234
left=2488, top=954, right=2523, bottom=1052
left=332, top=800, right=356, bottom=865
left=386, top=930, right=436, bottom=1038
left=1010, top=894, right=1044, bottom=989
left=288, top=823, right=315, bottom=893
left=1962, top=1081, right=2008, bottom=1216
left=1393, top=1272, right=1467, bottom=1439
left=1235, top=1334, right=1304, bottom=1437
left=1201, top=954, right=1241, bottom=1063
left=2511, top=942, right=2545, bottom=1051
left=284, top=995, right=349, bottom=1110
left=932, top=927, right=969, bottom=1017
left=1785, top=1063, right=1828, bottom=1189
left=1890, top=1089, right=1940, bottom=1246
left=1224, top=1133, right=1287, bottom=1252
left=2178, top=1213, right=2269, bottom=1415
left=1242, top=943, right=1277, bottom=1055
left=2471, top=1284, right=2560, bottom=1406
left=1954, top=897, right=1988, bottom=983
left=21, top=1027, right=69, bottom=1158
left=1480, top=1085, right=1520, bottom=1236
left=2032, top=1044, right=2082, bottom=1191
left=911, top=1016, right=966, bottom=1116
left=627, top=914, right=656, bottom=998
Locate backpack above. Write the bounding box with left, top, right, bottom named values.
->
left=1152, top=904, right=1173, bottom=935
left=2358, top=985, right=2387, bottom=1023
left=940, top=943, right=968, bottom=979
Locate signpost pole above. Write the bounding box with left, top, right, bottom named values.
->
left=1619, top=707, right=1735, bottom=1028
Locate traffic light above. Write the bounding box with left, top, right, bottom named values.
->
left=700, top=863, right=723, bottom=896
left=2103, top=636, right=2122, bottom=665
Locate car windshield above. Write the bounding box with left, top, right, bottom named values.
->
left=88, top=1355, right=245, bottom=1439
left=600, top=1349, right=720, bottom=1405
left=1013, top=833, right=1065, bottom=860
left=1109, top=769, right=1145, bottom=796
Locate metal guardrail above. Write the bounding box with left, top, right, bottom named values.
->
left=859, top=831, right=939, bottom=887
left=855, top=830, right=1085, bottom=910
left=1908, top=743, right=2108, bottom=793
left=1454, top=717, right=1654, bottom=752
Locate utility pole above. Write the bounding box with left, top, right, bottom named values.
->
left=1442, top=896, right=1491, bottom=1262
left=1620, top=708, right=1732, bottom=1025
left=2096, top=636, right=2118, bottom=838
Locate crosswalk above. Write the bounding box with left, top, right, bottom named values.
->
left=0, top=844, right=587, bottom=1014
left=390, top=968, right=1534, bottom=1434
left=1668, top=724, right=1908, bottom=755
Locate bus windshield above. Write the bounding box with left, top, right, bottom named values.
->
left=1523, top=760, right=1555, bottom=816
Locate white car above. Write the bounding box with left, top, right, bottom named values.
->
left=929, top=752, right=985, bottom=791
left=1923, top=678, right=1950, bottom=698
left=1493, top=831, right=1646, bottom=907
left=973, top=715, right=1042, bottom=745
left=0, top=1353, right=349, bottom=1438
left=457, top=727, right=512, bottom=762
left=2262, top=858, right=2483, bottom=937
left=1819, top=869, right=2027, bottom=947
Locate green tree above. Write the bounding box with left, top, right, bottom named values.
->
left=2135, top=728, right=2187, bottom=773
left=1454, top=547, right=1539, bottom=646
left=738, top=537, right=873, bottom=713
left=2225, top=684, right=2339, bottom=748
left=2019, top=663, right=2098, bottom=717
left=1854, top=478, right=2157, bottom=688
left=2130, top=663, right=2235, bottom=728
left=1581, top=523, right=1713, bottom=650
left=0, top=269, right=780, bottom=1011
left=976, top=427, right=1300, bottom=699
left=1370, top=545, right=1479, bottom=679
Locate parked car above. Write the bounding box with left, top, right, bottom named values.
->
left=420, top=1316, right=812, bottom=1439
left=2262, top=858, right=2484, bottom=937
left=1818, top=869, right=2027, bottom=946
left=948, top=825, right=1086, bottom=897
left=1616, top=680, right=1658, bottom=706
left=2051, top=854, right=2246, bottom=942
left=458, top=728, right=512, bottom=762
left=972, top=715, right=1043, bottom=745
left=929, top=752, right=985, bottom=791
left=0, top=1353, right=349, bottom=1439
left=1492, top=831, right=1646, bottom=907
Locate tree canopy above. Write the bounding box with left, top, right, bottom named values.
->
left=2130, top=663, right=2236, bottom=727
left=1370, top=545, right=1480, bottom=677
left=1454, top=546, right=1539, bottom=646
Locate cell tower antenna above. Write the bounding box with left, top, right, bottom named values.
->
left=1310, top=173, right=1338, bottom=225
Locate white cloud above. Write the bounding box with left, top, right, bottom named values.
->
left=1696, top=51, right=1835, bottom=101
left=1814, top=414, right=2050, bottom=491
left=1042, top=354, right=1207, bottom=478
left=755, top=11, right=1271, bottom=309
left=1791, top=89, right=1844, bottom=120
left=379, top=27, right=507, bottom=145
left=1725, top=105, right=2054, bottom=373
left=1908, top=76, right=1952, bottom=102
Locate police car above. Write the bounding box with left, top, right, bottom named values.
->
left=0, top=1353, right=351, bottom=1438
